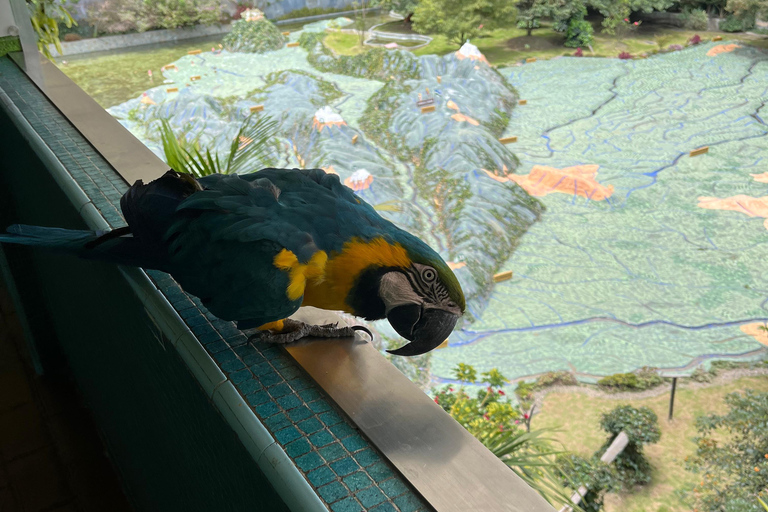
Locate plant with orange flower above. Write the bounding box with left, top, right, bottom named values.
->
left=685, top=390, right=768, bottom=512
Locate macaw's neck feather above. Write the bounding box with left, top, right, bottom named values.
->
left=300, top=237, right=412, bottom=316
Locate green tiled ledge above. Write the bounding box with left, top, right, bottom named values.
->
left=0, top=56, right=431, bottom=512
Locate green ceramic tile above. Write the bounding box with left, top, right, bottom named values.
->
left=274, top=426, right=301, bottom=445
left=317, top=481, right=348, bottom=503
left=394, top=493, right=423, bottom=512
left=341, top=434, right=367, bottom=453
left=356, top=487, right=386, bottom=508
left=307, top=466, right=337, bottom=487
left=353, top=449, right=381, bottom=468
left=296, top=452, right=324, bottom=472
left=318, top=442, right=346, bottom=463
left=276, top=394, right=302, bottom=411
left=330, top=497, right=364, bottom=512
left=379, top=477, right=408, bottom=498
left=284, top=438, right=311, bottom=458
left=298, top=417, right=323, bottom=435
left=331, top=457, right=360, bottom=477
left=342, top=472, right=373, bottom=493
left=367, top=462, right=395, bottom=482
left=286, top=405, right=312, bottom=422
left=308, top=429, right=335, bottom=448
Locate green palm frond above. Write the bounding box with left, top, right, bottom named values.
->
left=483, top=428, right=584, bottom=512
left=226, top=114, right=279, bottom=174
left=159, top=114, right=278, bottom=178
left=373, top=200, right=402, bottom=212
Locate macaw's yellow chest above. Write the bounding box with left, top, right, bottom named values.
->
left=273, top=237, right=413, bottom=314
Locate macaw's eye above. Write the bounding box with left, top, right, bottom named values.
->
left=422, top=268, right=436, bottom=282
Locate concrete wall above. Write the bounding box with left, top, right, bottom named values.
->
left=70, top=0, right=357, bottom=22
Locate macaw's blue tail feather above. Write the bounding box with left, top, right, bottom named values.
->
left=0, top=224, right=162, bottom=270
left=0, top=224, right=102, bottom=250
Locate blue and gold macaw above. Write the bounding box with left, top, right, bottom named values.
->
left=0, top=169, right=465, bottom=356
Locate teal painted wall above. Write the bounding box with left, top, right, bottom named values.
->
left=0, top=110, right=290, bottom=512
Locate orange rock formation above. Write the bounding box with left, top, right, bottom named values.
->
left=707, top=44, right=741, bottom=57
left=751, top=172, right=768, bottom=183
left=484, top=164, right=614, bottom=201
left=312, top=118, right=346, bottom=132
left=446, top=100, right=480, bottom=126
left=740, top=322, right=768, bottom=346
left=447, top=261, right=466, bottom=271
left=451, top=113, right=480, bottom=126
left=697, top=195, right=768, bottom=230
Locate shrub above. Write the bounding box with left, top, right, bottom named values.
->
left=553, top=19, right=568, bottom=33
left=223, top=18, right=285, bottom=53
left=598, top=367, right=663, bottom=391
left=685, top=391, right=768, bottom=512
left=515, top=380, right=536, bottom=405
left=720, top=14, right=755, bottom=32
left=536, top=370, right=578, bottom=388
left=598, top=372, right=638, bottom=389
left=565, top=18, right=594, bottom=48
left=680, top=8, right=709, bottom=31
left=690, top=367, right=714, bottom=382
left=618, top=51, right=632, bottom=59
left=689, top=34, right=702, bottom=44
left=599, top=405, right=661, bottom=488
left=635, top=366, right=663, bottom=388
left=557, top=454, right=618, bottom=512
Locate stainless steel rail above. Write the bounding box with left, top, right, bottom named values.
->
left=288, top=336, right=555, bottom=512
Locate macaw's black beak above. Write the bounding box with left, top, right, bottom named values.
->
left=385, top=305, right=459, bottom=357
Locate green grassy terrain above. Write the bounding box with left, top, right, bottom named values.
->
left=535, top=376, right=768, bottom=512
left=57, top=35, right=223, bottom=108
left=324, top=32, right=367, bottom=56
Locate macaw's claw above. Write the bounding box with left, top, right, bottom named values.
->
left=248, top=319, right=360, bottom=345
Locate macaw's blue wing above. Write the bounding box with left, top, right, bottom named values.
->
left=159, top=169, right=387, bottom=329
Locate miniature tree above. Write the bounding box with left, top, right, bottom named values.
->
left=564, top=6, right=594, bottom=47
left=587, top=0, right=674, bottom=35
left=516, top=0, right=581, bottom=37
left=557, top=454, right=618, bottom=512
left=597, top=405, right=660, bottom=488
left=411, top=0, right=515, bottom=46
left=685, top=390, right=768, bottom=512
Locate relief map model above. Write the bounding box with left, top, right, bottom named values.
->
left=108, top=16, right=768, bottom=385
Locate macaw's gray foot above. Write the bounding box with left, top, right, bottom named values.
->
left=248, top=319, right=372, bottom=345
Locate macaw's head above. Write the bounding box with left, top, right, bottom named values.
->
left=346, top=235, right=466, bottom=357
left=379, top=260, right=465, bottom=356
